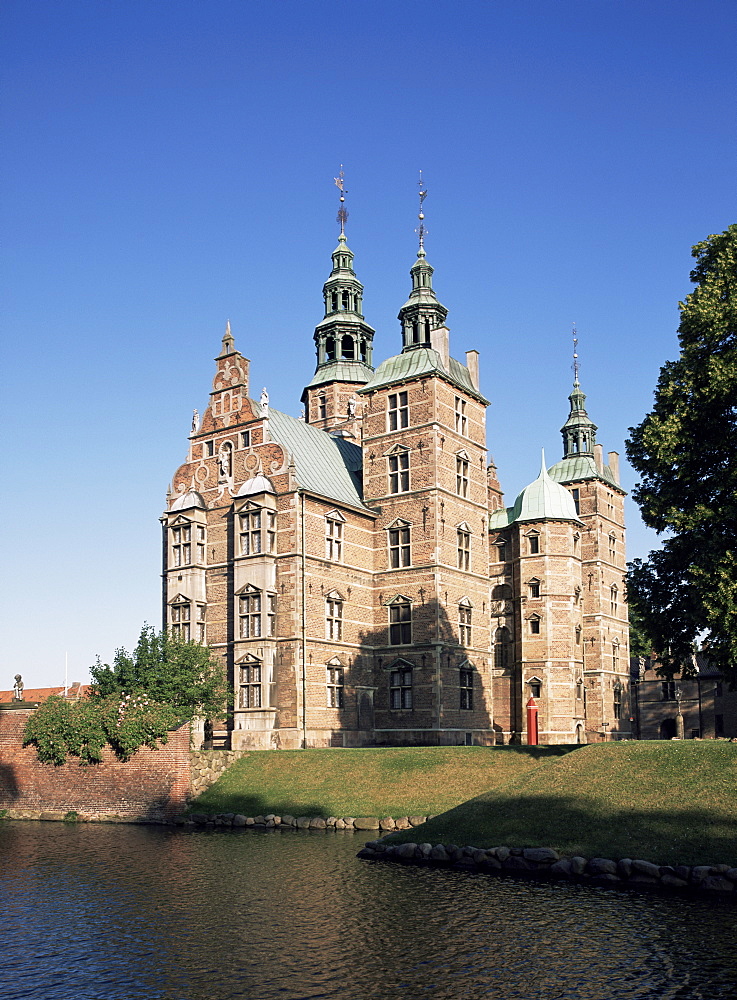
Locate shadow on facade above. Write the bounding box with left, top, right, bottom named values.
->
left=0, top=763, right=20, bottom=802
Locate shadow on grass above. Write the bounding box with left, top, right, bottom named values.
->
left=388, top=793, right=737, bottom=867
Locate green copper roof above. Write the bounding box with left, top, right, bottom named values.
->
left=489, top=452, right=582, bottom=529
left=357, top=347, right=489, bottom=404
left=547, top=455, right=618, bottom=488
left=266, top=406, right=367, bottom=509
left=303, top=360, right=374, bottom=390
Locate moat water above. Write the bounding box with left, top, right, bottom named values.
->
left=1, top=821, right=735, bottom=1000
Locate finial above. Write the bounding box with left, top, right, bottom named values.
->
left=415, top=170, right=428, bottom=255
left=221, top=319, right=235, bottom=355
left=572, top=323, right=580, bottom=386
left=334, top=164, right=348, bottom=237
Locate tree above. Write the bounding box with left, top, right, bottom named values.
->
left=90, top=624, right=229, bottom=720
left=626, top=224, right=737, bottom=681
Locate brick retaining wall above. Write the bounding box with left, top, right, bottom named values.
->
left=0, top=707, right=192, bottom=821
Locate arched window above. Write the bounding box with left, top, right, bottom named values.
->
left=325, top=336, right=336, bottom=361
left=341, top=334, right=355, bottom=360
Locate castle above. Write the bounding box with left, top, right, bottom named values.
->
left=163, top=192, right=631, bottom=749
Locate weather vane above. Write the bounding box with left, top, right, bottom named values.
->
left=415, top=170, right=428, bottom=252
left=572, top=323, right=580, bottom=385
left=334, top=164, right=348, bottom=236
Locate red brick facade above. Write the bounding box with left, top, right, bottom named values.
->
left=0, top=708, right=192, bottom=819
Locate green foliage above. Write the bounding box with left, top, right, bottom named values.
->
left=63, top=811, right=79, bottom=823
left=23, top=692, right=179, bottom=765
left=24, top=624, right=227, bottom=766
left=626, top=225, right=737, bottom=680
left=91, top=625, right=229, bottom=719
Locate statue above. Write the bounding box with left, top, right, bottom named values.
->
left=191, top=409, right=200, bottom=434
left=13, top=674, right=24, bottom=701
left=219, top=446, right=231, bottom=478
left=260, top=387, right=269, bottom=413
left=347, top=396, right=357, bottom=418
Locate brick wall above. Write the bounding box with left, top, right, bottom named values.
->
left=0, top=708, right=192, bottom=820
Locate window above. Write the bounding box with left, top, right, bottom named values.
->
left=612, top=640, right=619, bottom=671
left=492, top=584, right=512, bottom=601
left=608, top=533, right=616, bottom=560
left=458, top=602, right=472, bottom=645
left=266, top=593, right=276, bottom=636
left=528, top=533, right=540, bottom=554
left=196, top=604, right=206, bottom=643
left=388, top=523, right=411, bottom=568
left=528, top=578, right=540, bottom=599
left=241, top=430, right=251, bottom=448
left=575, top=625, right=582, bottom=646
left=172, top=524, right=191, bottom=567
left=319, top=395, right=327, bottom=420
left=455, top=396, right=467, bottom=435
left=662, top=681, right=676, bottom=701
left=240, top=507, right=275, bottom=555
left=495, top=541, right=507, bottom=563
left=457, top=527, right=470, bottom=570
left=715, top=714, right=724, bottom=736
left=326, top=664, right=345, bottom=708
left=206, top=440, right=214, bottom=457
left=494, top=627, right=511, bottom=669
left=388, top=391, right=409, bottom=430
left=326, top=516, right=343, bottom=561
left=460, top=668, right=473, bottom=709
left=576, top=677, right=583, bottom=700
left=170, top=602, right=191, bottom=641
left=529, top=616, right=541, bottom=635
left=456, top=455, right=469, bottom=497
left=388, top=450, right=410, bottom=493
left=239, top=589, right=262, bottom=638
left=390, top=665, right=413, bottom=709
left=571, top=488, right=580, bottom=515
left=610, top=584, right=618, bottom=615
left=529, top=678, right=542, bottom=698
left=326, top=596, right=343, bottom=641
left=389, top=598, right=412, bottom=645
left=196, top=525, right=205, bottom=563
left=613, top=682, right=622, bottom=720
left=239, top=659, right=262, bottom=709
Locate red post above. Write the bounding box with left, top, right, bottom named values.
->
left=526, top=696, right=539, bottom=746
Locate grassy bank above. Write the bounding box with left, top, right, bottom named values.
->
left=387, top=741, right=737, bottom=865
left=189, top=745, right=574, bottom=818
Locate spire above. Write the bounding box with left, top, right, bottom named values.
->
left=561, top=326, right=597, bottom=458
left=219, top=319, right=235, bottom=357
left=307, top=167, right=375, bottom=377
left=398, top=172, right=448, bottom=352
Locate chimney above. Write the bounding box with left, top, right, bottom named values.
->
left=594, top=443, right=604, bottom=473
left=429, top=326, right=450, bottom=369
left=607, top=451, right=620, bottom=484
left=465, top=350, right=479, bottom=390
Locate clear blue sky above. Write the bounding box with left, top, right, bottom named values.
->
left=2, top=0, right=735, bottom=688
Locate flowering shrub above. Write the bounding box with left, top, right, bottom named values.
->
left=23, top=692, right=180, bottom=765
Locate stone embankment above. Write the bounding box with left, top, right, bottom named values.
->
left=356, top=840, right=737, bottom=895
left=183, top=812, right=433, bottom=830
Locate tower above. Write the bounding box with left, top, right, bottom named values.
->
left=302, top=168, right=375, bottom=434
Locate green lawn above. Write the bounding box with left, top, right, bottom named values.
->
left=189, top=745, right=574, bottom=818
left=388, top=741, right=737, bottom=865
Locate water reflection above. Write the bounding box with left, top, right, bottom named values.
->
left=1, top=821, right=735, bottom=1000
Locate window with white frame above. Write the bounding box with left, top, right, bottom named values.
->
left=239, top=658, right=262, bottom=708
left=458, top=600, right=472, bottom=645
left=388, top=523, right=411, bottom=568
left=457, top=526, right=470, bottom=570
left=170, top=601, right=191, bottom=641
left=239, top=507, right=262, bottom=555
left=325, top=514, right=344, bottom=561
left=326, top=595, right=343, bottom=641
left=240, top=430, right=251, bottom=448
left=388, top=449, right=410, bottom=493
left=455, top=396, right=467, bottom=434
left=608, top=533, right=616, bottom=560
left=172, top=523, right=191, bottom=567
left=388, top=391, right=409, bottom=430
left=460, top=667, right=473, bottom=709
left=196, top=525, right=205, bottom=563
left=610, top=584, right=618, bottom=615
left=265, top=593, right=276, bottom=636
left=456, top=454, right=469, bottom=497
left=390, top=664, right=413, bottom=709
left=196, top=604, right=206, bottom=643
left=239, top=588, right=262, bottom=638
left=326, top=662, right=344, bottom=708
left=389, top=597, right=412, bottom=645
